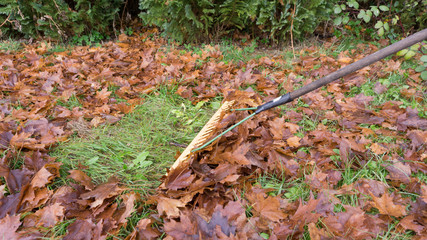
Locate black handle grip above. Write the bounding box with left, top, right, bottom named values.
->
left=255, top=93, right=291, bottom=114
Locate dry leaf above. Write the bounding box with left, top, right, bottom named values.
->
left=287, top=136, right=301, bottom=147
left=370, top=193, right=407, bottom=217
left=157, top=197, right=186, bottom=218
left=0, top=214, right=21, bottom=240
left=370, top=143, right=387, bottom=155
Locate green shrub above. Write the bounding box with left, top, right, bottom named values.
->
left=0, top=0, right=124, bottom=40
left=1, top=0, right=424, bottom=43
left=139, top=0, right=337, bottom=43
left=332, top=0, right=426, bottom=39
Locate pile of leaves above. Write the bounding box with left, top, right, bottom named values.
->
left=150, top=88, right=426, bottom=239
left=1, top=31, right=426, bottom=239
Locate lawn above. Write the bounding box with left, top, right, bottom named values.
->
left=0, top=32, right=426, bottom=239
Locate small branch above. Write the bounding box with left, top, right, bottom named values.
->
left=169, top=141, right=187, bottom=148
left=120, top=0, right=128, bottom=31
left=397, top=13, right=406, bottom=37
left=290, top=5, right=296, bottom=59
left=52, top=0, right=61, bottom=12
left=0, top=12, right=11, bottom=28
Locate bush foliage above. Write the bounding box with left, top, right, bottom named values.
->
left=0, top=0, right=425, bottom=43
left=0, top=0, right=123, bottom=39
left=140, top=0, right=426, bottom=43
left=332, top=0, right=426, bottom=40
left=139, top=0, right=336, bottom=43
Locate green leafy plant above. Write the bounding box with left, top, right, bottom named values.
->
left=332, top=0, right=426, bottom=39
left=0, top=0, right=124, bottom=39
left=124, top=27, right=133, bottom=36
left=417, top=54, right=427, bottom=81
left=70, top=31, right=107, bottom=46
left=333, top=1, right=391, bottom=37
left=395, top=41, right=427, bottom=80
left=139, top=0, right=337, bottom=43
left=396, top=43, right=421, bottom=60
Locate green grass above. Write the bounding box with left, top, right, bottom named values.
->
left=116, top=203, right=154, bottom=239
left=251, top=36, right=426, bottom=239
left=257, top=171, right=311, bottom=202
left=346, top=65, right=426, bottom=118
left=218, top=39, right=260, bottom=63
left=56, top=94, right=83, bottom=110
left=0, top=39, right=23, bottom=52
left=50, top=87, right=218, bottom=195
left=177, top=38, right=265, bottom=65
left=41, top=219, right=76, bottom=239
left=11, top=35, right=423, bottom=239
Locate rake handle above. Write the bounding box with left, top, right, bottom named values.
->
left=256, top=28, right=427, bottom=114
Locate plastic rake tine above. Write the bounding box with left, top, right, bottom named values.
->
left=192, top=112, right=257, bottom=152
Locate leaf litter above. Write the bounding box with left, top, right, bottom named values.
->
left=0, top=32, right=426, bottom=239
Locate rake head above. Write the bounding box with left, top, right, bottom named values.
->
left=167, top=100, right=235, bottom=174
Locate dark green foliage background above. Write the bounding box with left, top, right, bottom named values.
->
left=139, top=0, right=336, bottom=42
left=0, top=0, right=425, bottom=43
left=0, top=0, right=123, bottom=39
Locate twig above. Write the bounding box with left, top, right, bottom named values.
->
left=169, top=141, right=188, bottom=148
left=52, top=0, right=61, bottom=12
left=290, top=4, right=296, bottom=59
left=120, top=0, right=128, bottom=31
left=397, top=13, right=406, bottom=37
left=0, top=12, right=11, bottom=28
left=44, top=15, right=63, bottom=36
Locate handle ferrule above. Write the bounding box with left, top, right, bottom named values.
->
left=255, top=93, right=291, bottom=114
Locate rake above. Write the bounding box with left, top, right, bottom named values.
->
left=168, top=28, right=427, bottom=173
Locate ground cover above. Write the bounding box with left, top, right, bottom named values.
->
left=0, top=31, right=426, bottom=239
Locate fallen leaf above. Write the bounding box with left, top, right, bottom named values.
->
left=287, top=136, right=301, bottom=147
left=68, top=170, right=94, bottom=190
left=164, top=212, right=196, bottom=238
left=195, top=210, right=236, bottom=238
left=114, top=192, right=137, bottom=225
left=370, top=192, right=407, bottom=217
left=398, top=214, right=424, bottom=234
left=32, top=202, right=64, bottom=227
left=421, top=184, right=427, bottom=203
left=338, top=55, right=352, bottom=64
left=165, top=168, right=196, bottom=191
left=308, top=222, right=329, bottom=240
left=0, top=214, right=21, bottom=240
left=80, top=179, right=124, bottom=208
left=370, top=143, right=387, bottom=155
left=251, top=193, right=287, bottom=222
left=284, top=122, right=300, bottom=134
left=63, top=219, right=103, bottom=240
left=385, top=160, right=411, bottom=184
left=30, top=167, right=53, bottom=188
left=157, top=197, right=186, bottom=218
left=125, top=218, right=160, bottom=240
left=374, top=82, right=387, bottom=94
